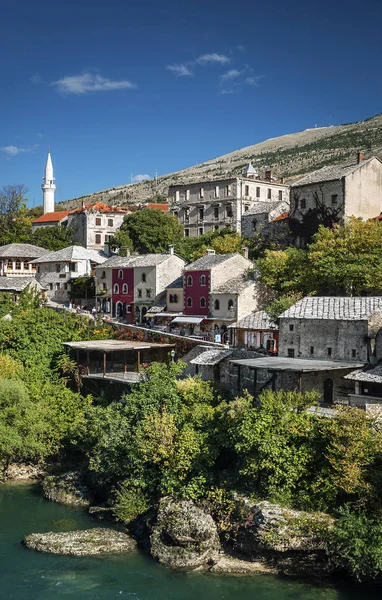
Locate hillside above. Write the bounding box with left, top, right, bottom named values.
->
left=58, top=113, right=382, bottom=210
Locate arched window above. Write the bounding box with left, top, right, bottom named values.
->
left=169, top=294, right=174, bottom=303
left=187, top=275, right=193, bottom=286
left=173, top=294, right=178, bottom=303
left=113, top=284, right=119, bottom=294
left=228, top=299, right=234, bottom=310
left=141, top=273, right=146, bottom=283
left=200, top=297, right=206, bottom=308
left=187, top=297, right=192, bottom=308
left=214, top=299, right=220, bottom=310
left=122, top=283, right=128, bottom=294
left=118, top=270, right=123, bottom=279
left=101, top=271, right=106, bottom=279
left=200, top=275, right=206, bottom=286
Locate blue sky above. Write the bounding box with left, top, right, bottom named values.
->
left=1, top=0, right=381, bottom=207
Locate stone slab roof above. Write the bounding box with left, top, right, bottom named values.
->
left=33, top=246, right=107, bottom=264
left=213, top=276, right=254, bottom=294
left=166, top=275, right=184, bottom=289
left=0, top=277, right=42, bottom=292
left=230, top=356, right=364, bottom=372
left=186, top=253, right=238, bottom=271
left=279, top=297, right=382, bottom=321
left=229, top=310, right=278, bottom=330
left=291, top=157, right=376, bottom=187
left=0, top=243, right=49, bottom=258
left=99, top=253, right=176, bottom=269
left=344, top=365, right=382, bottom=384
left=190, top=348, right=233, bottom=365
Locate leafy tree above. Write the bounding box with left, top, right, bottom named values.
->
left=0, top=292, right=14, bottom=318
left=109, top=229, right=133, bottom=256
left=265, top=292, right=304, bottom=322
left=70, top=276, right=95, bottom=301
left=257, top=247, right=312, bottom=295
left=119, top=209, right=183, bottom=253
left=30, top=225, right=76, bottom=251
left=0, top=184, right=33, bottom=244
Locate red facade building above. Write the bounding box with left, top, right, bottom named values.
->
left=112, top=267, right=134, bottom=322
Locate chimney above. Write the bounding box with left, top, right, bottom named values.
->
left=82, top=201, right=85, bottom=210
left=265, top=169, right=272, bottom=181
left=357, top=151, right=364, bottom=164
left=206, top=248, right=216, bottom=255
left=168, top=245, right=174, bottom=255
left=241, top=246, right=249, bottom=260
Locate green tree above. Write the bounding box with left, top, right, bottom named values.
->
left=119, top=209, right=183, bottom=253
left=30, top=225, right=76, bottom=251
left=0, top=184, right=33, bottom=244
left=109, top=229, right=133, bottom=256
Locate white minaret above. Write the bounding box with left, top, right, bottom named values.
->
left=42, top=148, right=56, bottom=214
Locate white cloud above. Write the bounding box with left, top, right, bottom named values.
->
left=0, top=145, right=38, bottom=156
left=166, top=63, right=193, bottom=77
left=219, top=89, right=235, bottom=95
left=197, top=53, right=231, bottom=65
left=131, top=174, right=151, bottom=183
left=52, top=72, right=137, bottom=94
left=220, top=69, right=242, bottom=82
left=245, top=76, right=263, bottom=86
left=31, top=74, right=43, bottom=84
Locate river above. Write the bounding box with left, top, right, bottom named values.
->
left=0, top=483, right=378, bottom=600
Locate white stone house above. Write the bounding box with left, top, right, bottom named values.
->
left=33, top=245, right=106, bottom=303
left=241, top=200, right=290, bottom=238
left=168, top=167, right=289, bottom=237
left=67, top=202, right=129, bottom=251
left=0, top=243, right=49, bottom=277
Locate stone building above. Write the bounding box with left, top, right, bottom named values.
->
left=290, top=154, right=382, bottom=245
left=33, top=245, right=106, bottom=303
left=0, top=243, right=49, bottom=277
left=32, top=211, right=70, bottom=231
left=228, top=310, right=278, bottom=351
left=240, top=200, right=290, bottom=238
left=168, top=165, right=289, bottom=237
left=67, top=202, right=129, bottom=250
left=0, top=276, right=44, bottom=300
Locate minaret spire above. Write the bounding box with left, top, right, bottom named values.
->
left=42, top=148, right=56, bottom=214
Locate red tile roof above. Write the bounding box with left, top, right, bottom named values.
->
left=371, top=213, right=382, bottom=221
left=272, top=211, right=289, bottom=222
left=144, top=203, right=169, bottom=211
left=70, top=202, right=128, bottom=214
left=32, top=211, right=70, bottom=224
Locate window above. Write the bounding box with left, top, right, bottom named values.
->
left=244, top=205, right=249, bottom=212
left=141, top=273, right=146, bottom=283
left=226, top=184, right=232, bottom=196
left=186, top=189, right=190, bottom=201
left=287, top=348, right=295, bottom=358
left=214, top=225, right=219, bottom=230
left=199, top=187, right=204, bottom=199
left=187, top=275, right=193, bottom=286
left=279, top=190, right=283, bottom=201
left=185, top=228, right=190, bottom=237
left=352, top=349, right=357, bottom=358
left=214, top=205, right=219, bottom=219
left=101, top=271, right=106, bottom=279
left=175, top=190, right=180, bottom=202
left=169, top=294, right=178, bottom=303
left=199, top=227, right=203, bottom=236
left=102, top=283, right=106, bottom=291
left=127, top=305, right=132, bottom=313
left=289, top=324, right=294, bottom=331
left=327, top=347, right=332, bottom=357
left=49, top=283, right=53, bottom=291
left=70, top=263, right=76, bottom=272
left=118, top=270, right=123, bottom=279
left=56, top=264, right=61, bottom=273
left=186, top=297, right=192, bottom=307
left=310, top=346, right=314, bottom=355
left=331, top=194, right=338, bottom=205
left=214, top=299, right=220, bottom=310
left=95, top=217, right=102, bottom=226
left=146, top=289, right=151, bottom=298
left=31, top=263, right=36, bottom=270
left=173, top=293, right=178, bottom=303
left=185, top=207, right=190, bottom=222
left=214, top=186, right=219, bottom=198
left=256, top=187, right=260, bottom=198
left=244, top=185, right=249, bottom=197
left=95, top=234, right=102, bottom=244
left=122, top=283, right=128, bottom=294
left=199, top=208, right=204, bottom=221
left=200, top=275, right=206, bottom=286
left=267, top=189, right=272, bottom=199
left=15, top=261, right=21, bottom=270
left=200, top=297, right=206, bottom=308
left=55, top=283, right=60, bottom=290
left=108, top=219, right=113, bottom=227
left=137, top=288, right=142, bottom=298
left=113, top=284, right=119, bottom=294
left=7, top=260, right=12, bottom=269
left=64, top=283, right=68, bottom=290
left=300, top=198, right=306, bottom=209
left=228, top=299, right=234, bottom=310
left=252, top=218, right=257, bottom=230
left=225, top=204, right=233, bottom=218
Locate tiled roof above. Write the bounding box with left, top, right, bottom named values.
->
left=229, top=310, right=278, bottom=330
left=190, top=348, right=233, bottom=365
left=98, top=253, right=176, bottom=269
left=32, top=245, right=107, bottom=264
left=166, top=275, right=184, bottom=289
left=32, top=211, right=70, bottom=224
left=213, top=276, right=255, bottom=294
left=0, top=277, right=42, bottom=292
left=144, top=203, right=169, bottom=211
left=186, top=253, right=239, bottom=271
left=272, top=211, right=289, bottom=222
left=244, top=201, right=284, bottom=216
left=344, top=365, right=382, bottom=384
left=279, top=296, right=382, bottom=321
left=0, top=243, right=49, bottom=258
left=291, top=157, right=377, bottom=187
left=69, top=202, right=128, bottom=214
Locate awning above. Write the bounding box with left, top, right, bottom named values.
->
left=155, top=312, right=181, bottom=318
left=145, top=306, right=166, bottom=317
left=171, top=316, right=204, bottom=325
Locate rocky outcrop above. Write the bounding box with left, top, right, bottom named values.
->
left=3, top=462, right=46, bottom=482
left=42, top=471, right=92, bottom=507
left=88, top=505, right=115, bottom=521
left=23, top=528, right=136, bottom=556
left=150, top=498, right=221, bottom=570
left=227, top=498, right=334, bottom=576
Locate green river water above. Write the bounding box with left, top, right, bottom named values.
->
left=0, top=483, right=378, bottom=600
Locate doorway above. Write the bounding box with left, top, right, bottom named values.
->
left=323, top=378, right=334, bottom=404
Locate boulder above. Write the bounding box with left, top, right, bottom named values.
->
left=150, top=498, right=221, bottom=570
left=42, top=471, right=91, bottom=507
left=23, top=528, right=136, bottom=556
left=3, top=462, right=45, bottom=481
left=88, top=505, right=115, bottom=521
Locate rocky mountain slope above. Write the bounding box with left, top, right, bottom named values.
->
left=58, top=113, right=382, bottom=210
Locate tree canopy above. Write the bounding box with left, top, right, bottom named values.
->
left=30, top=225, right=77, bottom=251
left=118, top=209, right=183, bottom=254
